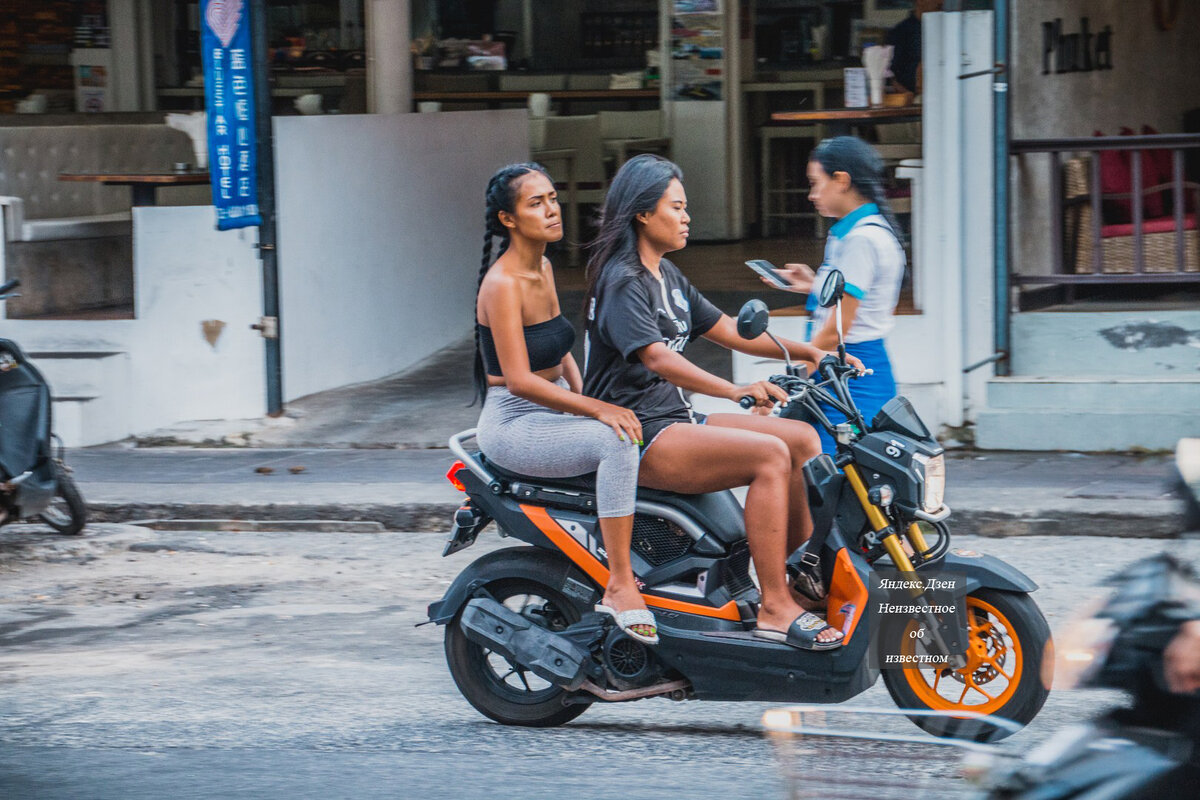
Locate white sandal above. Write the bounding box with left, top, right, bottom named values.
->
left=595, top=604, right=659, bottom=645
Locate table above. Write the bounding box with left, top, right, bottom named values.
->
left=770, top=105, right=922, bottom=137
left=413, top=89, right=659, bottom=113
left=58, top=171, right=210, bottom=207
left=529, top=147, right=579, bottom=266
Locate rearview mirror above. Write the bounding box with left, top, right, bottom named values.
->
left=818, top=270, right=845, bottom=308
left=736, top=299, right=770, bottom=340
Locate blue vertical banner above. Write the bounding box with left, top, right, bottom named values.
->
left=201, top=0, right=262, bottom=230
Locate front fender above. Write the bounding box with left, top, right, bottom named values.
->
left=941, top=551, right=1038, bottom=594
left=426, top=545, right=598, bottom=625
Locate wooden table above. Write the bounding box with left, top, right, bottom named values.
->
left=770, top=105, right=922, bottom=137
left=59, top=171, right=210, bottom=207
left=413, top=89, right=659, bottom=113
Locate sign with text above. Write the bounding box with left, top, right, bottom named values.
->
left=868, top=570, right=969, bottom=671
left=201, top=0, right=262, bottom=230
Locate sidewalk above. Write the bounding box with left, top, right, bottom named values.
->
left=69, top=446, right=1184, bottom=537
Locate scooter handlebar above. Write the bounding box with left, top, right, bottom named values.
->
left=739, top=395, right=756, bottom=409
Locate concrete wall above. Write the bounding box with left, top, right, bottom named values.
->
left=1010, top=0, right=1200, bottom=277
left=273, top=109, right=528, bottom=401
left=3, top=205, right=264, bottom=444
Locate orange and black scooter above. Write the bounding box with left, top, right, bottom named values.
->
left=426, top=277, right=1051, bottom=741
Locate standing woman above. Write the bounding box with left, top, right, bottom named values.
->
left=583, top=155, right=860, bottom=650
left=765, top=136, right=906, bottom=454
left=474, top=163, right=657, bottom=644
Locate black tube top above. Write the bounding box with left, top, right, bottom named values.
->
left=477, top=315, right=576, bottom=376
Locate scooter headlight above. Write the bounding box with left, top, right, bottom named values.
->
left=913, top=453, right=946, bottom=513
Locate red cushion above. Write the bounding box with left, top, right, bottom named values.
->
left=1101, top=213, right=1196, bottom=238
left=1123, top=126, right=1165, bottom=219
left=1144, top=125, right=1193, bottom=213
left=1096, top=130, right=1133, bottom=223
left=1093, top=129, right=1168, bottom=222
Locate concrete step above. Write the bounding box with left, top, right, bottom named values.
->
left=975, top=408, right=1200, bottom=452
left=987, top=376, right=1200, bottom=412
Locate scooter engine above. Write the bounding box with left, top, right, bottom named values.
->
left=602, top=627, right=662, bottom=690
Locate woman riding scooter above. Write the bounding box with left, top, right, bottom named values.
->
left=472, top=163, right=657, bottom=644
left=582, top=155, right=860, bottom=650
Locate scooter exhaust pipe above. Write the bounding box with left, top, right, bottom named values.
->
left=458, top=598, right=592, bottom=691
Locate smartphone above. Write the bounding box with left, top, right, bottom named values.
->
left=745, top=259, right=792, bottom=290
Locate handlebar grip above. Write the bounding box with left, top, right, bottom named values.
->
left=0, top=278, right=20, bottom=294
left=739, top=395, right=756, bottom=409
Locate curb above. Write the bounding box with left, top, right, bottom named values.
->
left=88, top=502, right=452, bottom=533
left=86, top=501, right=1185, bottom=538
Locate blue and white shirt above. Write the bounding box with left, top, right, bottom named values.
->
left=807, top=203, right=905, bottom=344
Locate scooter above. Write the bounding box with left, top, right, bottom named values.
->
left=0, top=278, right=88, bottom=535
left=427, top=270, right=1050, bottom=740
left=980, top=441, right=1200, bottom=798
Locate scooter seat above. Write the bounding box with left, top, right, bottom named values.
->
left=479, top=454, right=747, bottom=545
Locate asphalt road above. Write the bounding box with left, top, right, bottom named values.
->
left=1, top=527, right=1197, bottom=800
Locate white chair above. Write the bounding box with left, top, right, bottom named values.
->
left=596, top=110, right=671, bottom=173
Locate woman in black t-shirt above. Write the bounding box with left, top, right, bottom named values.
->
left=583, top=155, right=861, bottom=650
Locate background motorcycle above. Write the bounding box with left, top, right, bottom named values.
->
left=0, top=279, right=87, bottom=535
left=981, top=438, right=1200, bottom=798
left=427, top=270, right=1050, bottom=741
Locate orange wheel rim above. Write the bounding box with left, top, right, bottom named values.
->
left=900, top=596, right=1023, bottom=715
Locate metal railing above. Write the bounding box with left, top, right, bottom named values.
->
left=1010, top=133, right=1200, bottom=286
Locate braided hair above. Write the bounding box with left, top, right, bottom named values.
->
left=472, top=162, right=552, bottom=406
left=810, top=136, right=904, bottom=238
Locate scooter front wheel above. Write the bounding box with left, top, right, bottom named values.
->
left=38, top=465, right=87, bottom=536
left=444, top=576, right=590, bottom=727
left=882, top=588, right=1051, bottom=742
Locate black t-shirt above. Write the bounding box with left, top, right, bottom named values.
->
left=583, top=258, right=723, bottom=422
left=886, top=14, right=922, bottom=94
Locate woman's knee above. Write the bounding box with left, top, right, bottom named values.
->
left=752, top=437, right=792, bottom=479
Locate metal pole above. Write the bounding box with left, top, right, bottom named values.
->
left=993, top=0, right=1010, bottom=376
left=251, top=0, right=283, bottom=415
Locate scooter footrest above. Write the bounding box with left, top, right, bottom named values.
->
left=459, top=597, right=591, bottom=690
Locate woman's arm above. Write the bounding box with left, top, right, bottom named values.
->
left=700, top=314, right=857, bottom=370
left=485, top=277, right=641, bottom=440
left=809, top=295, right=860, bottom=352
left=560, top=352, right=583, bottom=394
left=637, top=342, right=790, bottom=406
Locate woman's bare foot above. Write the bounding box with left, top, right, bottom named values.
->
left=600, top=578, right=649, bottom=615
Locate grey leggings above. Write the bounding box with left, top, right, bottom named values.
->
left=476, top=381, right=638, bottom=518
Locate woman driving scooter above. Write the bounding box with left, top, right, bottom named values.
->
left=473, top=163, right=657, bottom=644
left=582, top=155, right=861, bottom=650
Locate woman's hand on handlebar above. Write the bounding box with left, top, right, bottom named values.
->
left=731, top=380, right=789, bottom=409
left=592, top=402, right=643, bottom=445
left=818, top=351, right=866, bottom=375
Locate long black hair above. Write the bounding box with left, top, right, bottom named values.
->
left=583, top=154, right=684, bottom=316
left=472, top=162, right=552, bottom=406
left=810, top=136, right=904, bottom=238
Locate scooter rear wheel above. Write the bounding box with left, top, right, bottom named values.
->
left=882, top=588, right=1050, bottom=742
left=37, top=465, right=87, bottom=536
left=444, top=576, right=590, bottom=727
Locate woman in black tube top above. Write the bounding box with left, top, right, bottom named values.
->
left=472, top=163, right=657, bottom=644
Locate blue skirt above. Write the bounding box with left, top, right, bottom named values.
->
left=813, top=338, right=896, bottom=454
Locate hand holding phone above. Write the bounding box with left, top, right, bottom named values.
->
left=745, top=259, right=792, bottom=290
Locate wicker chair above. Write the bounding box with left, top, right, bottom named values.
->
left=1063, top=156, right=1200, bottom=274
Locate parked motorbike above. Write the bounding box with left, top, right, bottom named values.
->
left=427, top=270, right=1050, bottom=740
left=0, top=279, right=87, bottom=535
left=980, top=440, right=1200, bottom=798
